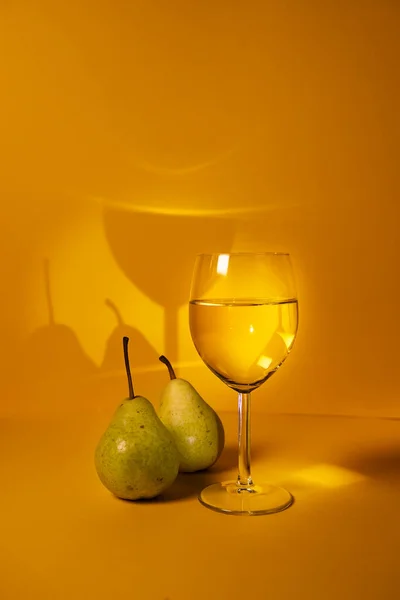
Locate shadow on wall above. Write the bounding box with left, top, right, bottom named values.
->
left=102, top=205, right=238, bottom=363
left=14, top=205, right=243, bottom=416
left=14, top=205, right=302, bottom=418
left=18, top=257, right=169, bottom=416
left=17, top=205, right=238, bottom=416
left=101, top=298, right=159, bottom=372
left=22, top=259, right=98, bottom=382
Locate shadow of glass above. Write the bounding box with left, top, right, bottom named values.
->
left=113, top=445, right=243, bottom=505
left=340, top=446, right=400, bottom=483
left=113, top=442, right=272, bottom=505
left=102, top=207, right=237, bottom=362
left=111, top=473, right=217, bottom=505
left=151, top=472, right=217, bottom=503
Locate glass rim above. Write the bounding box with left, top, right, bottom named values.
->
left=195, top=251, right=291, bottom=257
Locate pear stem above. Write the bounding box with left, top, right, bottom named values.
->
left=159, top=355, right=176, bottom=380
left=123, top=337, right=135, bottom=399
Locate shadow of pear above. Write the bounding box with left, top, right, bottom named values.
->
left=114, top=472, right=214, bottom=504
left=101, top=299, right=159, bottom=372
left=23, top=259, right=97, bottom=383
left=24, top=323, right=97, bottom=381
left=159, top=444, right=240, bottom=502
left=118, top=455, right=237, bottom=505
left=102, top=207, right=237, bottom=361
left=118, top=442, right=271, bottom=504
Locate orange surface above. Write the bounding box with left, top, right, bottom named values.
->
left=1, top=412, right=399, bottom=599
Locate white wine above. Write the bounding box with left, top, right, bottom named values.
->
left=189, top=298, right=298, bottom=391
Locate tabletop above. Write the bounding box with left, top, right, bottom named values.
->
left=1, top=411, right=399, bottom=600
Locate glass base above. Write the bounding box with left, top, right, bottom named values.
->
left=199, top=481, right=294, bottom=515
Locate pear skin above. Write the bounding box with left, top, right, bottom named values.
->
left=159, top=356, right=225, bottom=472
left=95, top=396, right=179, bottom=499
left=94, top=338, right=179, bottom=500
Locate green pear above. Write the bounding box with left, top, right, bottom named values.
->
left=95, top=337, right=179, bottom=500
left=158, top=356, right=225, bottom=473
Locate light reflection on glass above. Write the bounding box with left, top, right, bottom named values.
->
left=216, top=254, right=230, bottom=276
left=257, top=355, right=272, bottom=369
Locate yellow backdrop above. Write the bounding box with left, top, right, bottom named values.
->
left=0, top=0, right=398, bottom=419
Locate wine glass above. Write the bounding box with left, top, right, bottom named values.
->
left=189, top=252, right=298, bottom=515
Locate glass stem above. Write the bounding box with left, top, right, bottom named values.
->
left=237, top=392, right=254, bottom=488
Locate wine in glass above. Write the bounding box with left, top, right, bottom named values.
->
left=189, top=252, right=298, bottom=515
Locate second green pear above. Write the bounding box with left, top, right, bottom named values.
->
left=159, top=356, right=225, bottom=473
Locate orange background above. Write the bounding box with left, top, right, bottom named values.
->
left=1, top=0, right=399, bottom=419
left=1, top=5, right=399, bottom=599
